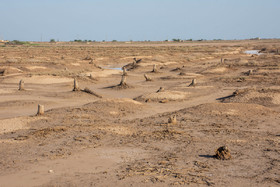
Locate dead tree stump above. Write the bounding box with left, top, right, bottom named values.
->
left=84, top=55, right=92, bottom=60
left=144, top=74, right=152, bottom=81
left=73, top=78, right=80, bottom=91
left=19, top=80, right=24, bottom=90
left=188, top=79, right=196, bottom=87
left=221, top=58, right=224, bottom=64
left=152, top=64, right=158, bottom=73
left=168, top=115, right=177, bottom=125
left=1, top=69, right=7, bottom=76
left=156, top=87, right=164, bottom=93
left=247, top=69, right=253, bottom=76
left=119, top=75, right=127, bottom=86
left=37, top=104, right=44, bottom=115
left=122, top=67, right=127, bottom=76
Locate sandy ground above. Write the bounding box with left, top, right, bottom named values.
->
left=0, top=40, right=279, bottom=186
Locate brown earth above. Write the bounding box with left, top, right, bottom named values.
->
left=0, top=40, right=279, bottom=186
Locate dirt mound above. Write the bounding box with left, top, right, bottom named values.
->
left=221, top=88, right=280, bottom=106
left=0, top=67, right=23, bottom=76
left=3, top=75, right=73, bottom=84
left=48, top=98, right=144, bottom=120
left=87, top=98, right=143, bottom=115
left=215, top=146, right=232, bottom=160
left=160, top=75, right=187, bottom=80
left=188, top=103, right=274, bottom=117
left=82, top=69, right=121, bottom=78
left=203, top=67, right=229, bottom=74
left=136, top=102, right=275, bottom=129
left=106, top=83, right=134, bottom=90
left=25, top=66, right=47, bottom=70
left=0, top=116, right=47, bottom=134
left=0, top=89, right=14, bottom=94
left=0, top=100, right=37, bottom=107
left=135, top=91, right=189, bottom=102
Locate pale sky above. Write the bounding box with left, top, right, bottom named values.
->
left=0, top=0, right=279, bottom=41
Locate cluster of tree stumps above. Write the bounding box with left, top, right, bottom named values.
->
left=16, top=76, right=103, bottom=116
left=14, top=56, right=203, bottom=116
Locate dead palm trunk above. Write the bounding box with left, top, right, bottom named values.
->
left=144, top=74, right=152, bottom=81
left=247, top=69, right=253, bottom=76
left=19, top=80, right=24, bottom=90
left=168, top=115, right=177, bottom=125
left=73, top=78, right=79, bottom=91
left=119, top=75, right=127, bottom=86
left=37, top=104, right=44, bottom=115
left=188, top=79, right=196, bottom=87
left=122, top=67, right=127, bottom=76
left=152, top=64, right=158, bottom=73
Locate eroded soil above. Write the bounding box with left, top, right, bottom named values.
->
left=0, top=40, right=279, bottom=186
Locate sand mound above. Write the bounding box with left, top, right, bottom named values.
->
left=47, top=98, right=144, bottom=120
left=0, top=67, right=23, bottom=76
left=88, top=98, right=143, bottom=113
left=71, top=63, right=80, bottom=66
left=188, top=103, right=274, bottom=117
left=25, top=66, right=47, bottom=70
left=0, top=89, right=14, bottom=94
left=160, top=76, right=187, bottom=80
left=137, top=61, right=177, bottom=67
left=203, top=67, right=229, bottom=74
left=91, top=98, right=143, bottom=116
left=3, top=75, right=73, bottom=84
left=0, top=100, right=37, bottom=107
left=162, top=73, right=203, bottom=80
left=0, top=116, right=47, bottom=134
left=97, top=126, right=135, bottom=135
left=107, top=98, right=142, bottom=105
left=89, top=98, right=143, bottom=118
left=82, top=69, right=121, bottom=78
left=121, top=56, right=152, bottom=60
left=222, top=88, right=280, bottom=106
left=105, top=82, right=133, bottom=90
left=135, top=91, right=189, bottom=102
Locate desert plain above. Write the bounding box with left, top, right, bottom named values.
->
left=0, top=40, right=279, bottom=186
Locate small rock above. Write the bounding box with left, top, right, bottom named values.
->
left=48, top=170, right=54, bottom=173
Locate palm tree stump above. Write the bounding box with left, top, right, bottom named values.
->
left=37, top=104, right=44, bottom=115
left=19, top=80, right=25, bottom=90
left=73, top=78, right=80, bottom=91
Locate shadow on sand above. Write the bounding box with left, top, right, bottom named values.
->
left=216, top=94, right=235, bottom=101
left=199, top=155, right=215, bottom=159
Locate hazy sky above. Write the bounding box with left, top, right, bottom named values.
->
left=1, top=0, right=279, bottom=41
